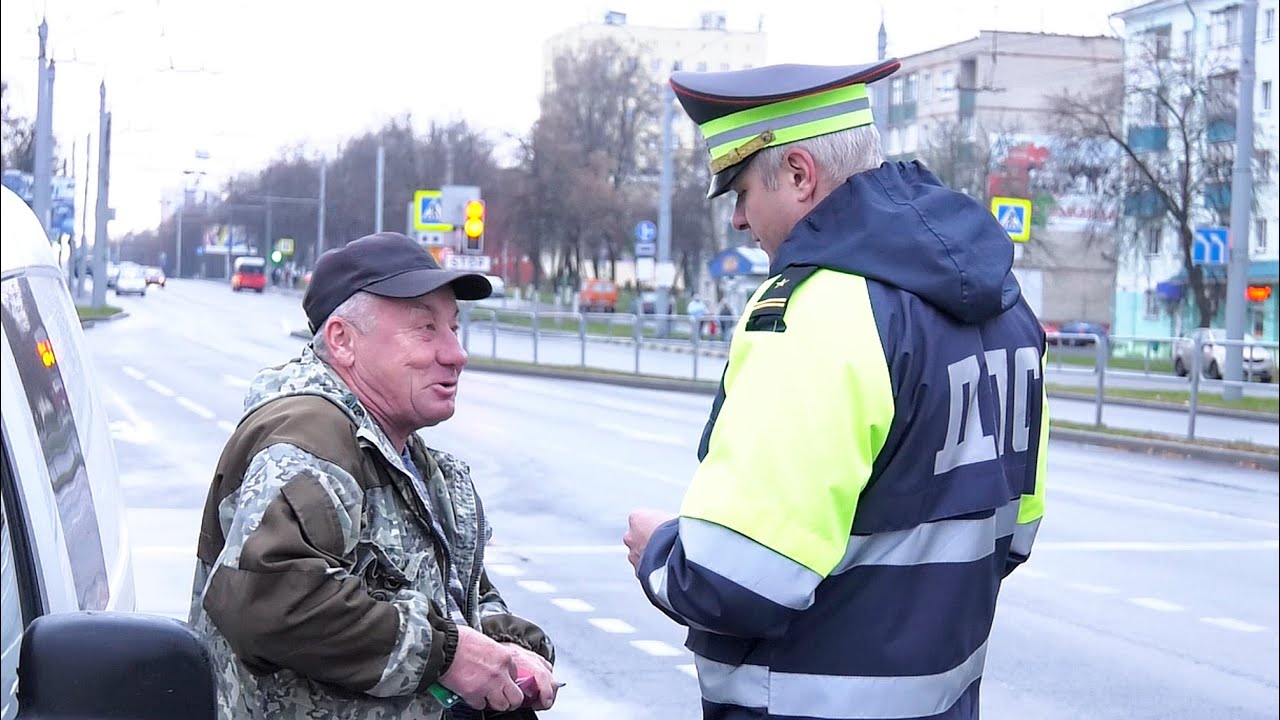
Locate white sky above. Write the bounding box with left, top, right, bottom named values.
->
left=1, top=0, right=1134, bottom=232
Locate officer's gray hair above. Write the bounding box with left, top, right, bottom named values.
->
left=312, top=291, right=380, bottom=362
left=756, top=124, right=885, bottom=191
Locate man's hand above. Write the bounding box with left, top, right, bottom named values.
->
left=624, top=510, right=676, bottom=571
left=438, top=626, right=523, bottom=711
left=506, top=643, right=559, bottom=710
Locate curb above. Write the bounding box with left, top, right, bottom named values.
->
left=79, top=310, right=130, bottom=329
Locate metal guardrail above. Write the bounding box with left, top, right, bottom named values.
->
left=460, top=306, right=1277, bottom=442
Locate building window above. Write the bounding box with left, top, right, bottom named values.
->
left=1145, top=225, right=1162, bottom=255
left=939, top=70, right=955, bottom=95
left=1184, top=29, right=1195, bottom=55
left=1259, top=150, right=1274, bottom=183
left=1262, top=80, right=1273, bottom=111
left=1265, top=8, right=1276, bottom=40
left=1211, top=6, right=1240, bottom=46
left=1148, top=24, right=1172, bottom=59
left=1144, top=290, right=1161, bottom=319
left=1258, top=218, right=1270, bottom=255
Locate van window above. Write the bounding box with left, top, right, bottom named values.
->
left=2, top=438, right=42, bottom=720
left=1, top=275, right=108, bottom=610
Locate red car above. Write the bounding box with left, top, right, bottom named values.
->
left=231, top=257, right=268, bottom=292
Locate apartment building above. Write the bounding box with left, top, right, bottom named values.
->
left=1113, top=0, right=1279, bottom=341
left=879, top=29, right=1124, bottom=326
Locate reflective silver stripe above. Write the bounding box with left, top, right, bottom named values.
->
left=695, top=642, right=989, bottom=719
left=680, top=517, right=821, bottom=610
left=1011, top=516, right=1041, bottom=558
left=646, top=565, right=676, bottom=614
left=702, top=97, right=872, bottom=150
left=833, top=503, right=1020, bottom=573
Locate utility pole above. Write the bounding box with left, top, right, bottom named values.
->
left=1223, top=0, right=1258, bottom=401
left=91, top=83, right=111, bottom=309
left=375, top=145, right=385, bottom=233
left=317, top=162, right=327, bottom=257
left=34, top=20, right=53, bottom=237
left=175, top=202, right=184, bottom=278
left=76, top=131, right=89, bottom=299
left=656, top=76, right=676, bottom=335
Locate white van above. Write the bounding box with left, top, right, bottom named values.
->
left=1, top=186, right=215, bottom=719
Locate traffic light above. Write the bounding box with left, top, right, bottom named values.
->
left=463, top=200, right=485, bottom=252
left=270, top=249, right=283, bottom=264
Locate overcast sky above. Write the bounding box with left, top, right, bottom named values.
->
left=1, top=0, right=1133, bottom=233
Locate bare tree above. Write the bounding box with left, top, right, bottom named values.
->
left=915, top=120, right=996, bottom=198
left=1048, top=36, right=1255, bottom=328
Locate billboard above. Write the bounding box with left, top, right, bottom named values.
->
left=2, top=170, right=76, bottom=237
left=201, top=224, right=251, bottom=255
left=985, top=134, right=1119, bottom=233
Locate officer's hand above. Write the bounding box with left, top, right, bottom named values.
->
left=439, top=626, right=523, bottom=711
left=505, top=643, right=559, bottom=710
left=624, top=510, right=676, bottom=571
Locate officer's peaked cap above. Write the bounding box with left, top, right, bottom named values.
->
left=671, top=59, right=900, bottom=198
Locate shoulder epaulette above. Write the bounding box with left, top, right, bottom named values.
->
left=744, top=265, right=820, bottom=332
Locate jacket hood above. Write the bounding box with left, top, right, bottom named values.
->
left=772, top=161, right=1022, bottom=323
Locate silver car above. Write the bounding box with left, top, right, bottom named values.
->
left=1172, top=328, right=1275, bottom=382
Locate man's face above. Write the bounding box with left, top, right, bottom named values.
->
left=349, top=286, right=468, bottom=431
left=729, top=157, right=808, bottom=261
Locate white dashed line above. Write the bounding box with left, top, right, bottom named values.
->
left=630, top=640, right=681, bottom=657
left=588, top=618, right=636, bottom=634
left=1200, top=617, right=1267, bottom=633
left=217, top=420, right=237, bottom=434
left=1015, top=568, right=1049, bottom=579
left=677, top=664, right=698, bottom=679
left=1128, top=597, right=1184, bottom=613
left=551, top=598, right=594, bottom=613
left=145, top=379, right=176, bottom=397
left=1064, top=582, right=1118, bottom=595
left=516, top=580, right=556, bottom=594
left=223, top=375, right=251, bottom=389
left=176, top=397, right=216, bottom=420
left=122, top=365, right=145, bottom=380
left=487, top=564, right=525, bottom=577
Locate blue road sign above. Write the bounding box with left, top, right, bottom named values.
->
left=635, top=241, right=657, bottom=257
left=990, top=196, right=1032, bottom=242
left=635, top=220, right=657, bottom=242
left=1192, top=226, right=1228, bottom=265
left=413, top=189, right=450, bottom=232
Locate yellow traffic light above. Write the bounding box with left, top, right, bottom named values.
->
left=463, top=200, right=485, bottom=240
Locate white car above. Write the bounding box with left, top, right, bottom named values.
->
left=483, top=274, right=506, bottom=298
left=1172, top=328, right=1275, bottom=383
left=115, top=264, right=148, bottom=296
left=1, top=186, right=215, bottom=719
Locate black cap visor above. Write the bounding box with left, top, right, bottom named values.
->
left=363, top=268, right=492, bottom=302
left=707, top=161, right=749, bottom=199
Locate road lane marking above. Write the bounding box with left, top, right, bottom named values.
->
left=217, top=420, right=237, bottom=434
left=500, top=545, right=627, bottom=555
left=223, top=375, right=250, bottom=389
left=516, top=580, right=556, bottom=594
left=145, top=379, right=176, bottom=397
left=1063, top=581, right=1118, bottom=595
left=598, top=459, right=686, bottom=488
left=176, top=397, right=216, bottom=420
left=630, top=640, right=681, bottom=656
left=589, top=618, right=636, bottom=634
left=1014, top=568, right=1049, bottom=579
left=598, top=422, right=688, bottom=447
left=487, top=563, right=525, bottom=577
left=677, top=664, right=698, bottom=679
left=122, top=365, right=146, bottom=380
left=1128, top=597, right=1184, bottom=612
left=551, top=598, right=594, bottom=613
left=1200, top=617, right=1267, bottom=633
left=1049, top=485, right=1280, bottom=530
left=1037, top=540, right=1280, bottom=552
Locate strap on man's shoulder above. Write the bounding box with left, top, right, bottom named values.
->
left=744, top=265, right=820, bottom=333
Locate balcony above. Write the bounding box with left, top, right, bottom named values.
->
left=1124, top=188, right=1164, bottom=218
left=1127, top=126, right=1169, bottom=153
left=1204, top=182, right=1231, bottom=211
left=887, top=102, right=917, bottom=126
left=958, top=89, right=976, bottom=119
left=1206, top=116, right=1236, bottom=143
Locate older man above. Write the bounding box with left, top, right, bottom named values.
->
left=625, top=60, right=1048, bottom=720
left=190, top=232, right=558, bottom=719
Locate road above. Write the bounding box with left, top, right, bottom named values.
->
left=87, top=279, right=1279, bottom=719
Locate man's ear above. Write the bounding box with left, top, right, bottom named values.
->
left=782, top=148, right=820, bottom=202
left=323, top=318, right=358, bottom=367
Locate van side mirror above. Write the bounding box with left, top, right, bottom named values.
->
left=17, top=611, right=217, bottom=720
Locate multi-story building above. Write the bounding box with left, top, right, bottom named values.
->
left=1113, top=0, right=1279, bottom=342
left=878, top=29, right=1125, bottom=326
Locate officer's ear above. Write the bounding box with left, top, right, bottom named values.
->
left=781, top=147, right=820, bottom=203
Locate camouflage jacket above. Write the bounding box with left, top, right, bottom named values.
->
left=189, top=346, right=553, bottom=719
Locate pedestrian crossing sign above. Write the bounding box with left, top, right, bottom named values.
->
left=991, top=196, right=1032, bottom=242
left=414, top=189, right=451, bottom=232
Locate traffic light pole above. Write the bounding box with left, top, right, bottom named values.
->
left=656, top=78, right=675, bottom=336
left=1222, top=0, right=1257, bottom=400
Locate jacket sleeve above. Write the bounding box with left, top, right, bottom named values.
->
left=476, top=569, right=556, bottom=663
left=201, top=442, right=457, bottom=697
left=638, top=272, right=895, bottom=638
left=1006, top=351, right=1048, bottom=576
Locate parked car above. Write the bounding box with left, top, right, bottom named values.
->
left=1173, top=328, right=1275, bottom=382
left=1, top=185, right=217, bottom=719
left=483, top=274, right=506, bottom=298
left=580, top=279, right=619, bottom=312
left=144, top=265, right=166, bottom=287
left=115, top=265, right=148, bottom=296
left=1056, top=320, right=1108, bottom=347
left=231, top=256, right=268, bottom=292
left=1041, top=321, right=1061, bottom=345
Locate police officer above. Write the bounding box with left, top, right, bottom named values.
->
left=623, top=59, right=1048, bottom=720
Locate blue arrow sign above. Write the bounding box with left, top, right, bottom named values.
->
left=635, top=220, right=657, bottom=242
left=1192, top=226, right=1228, bottom=265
